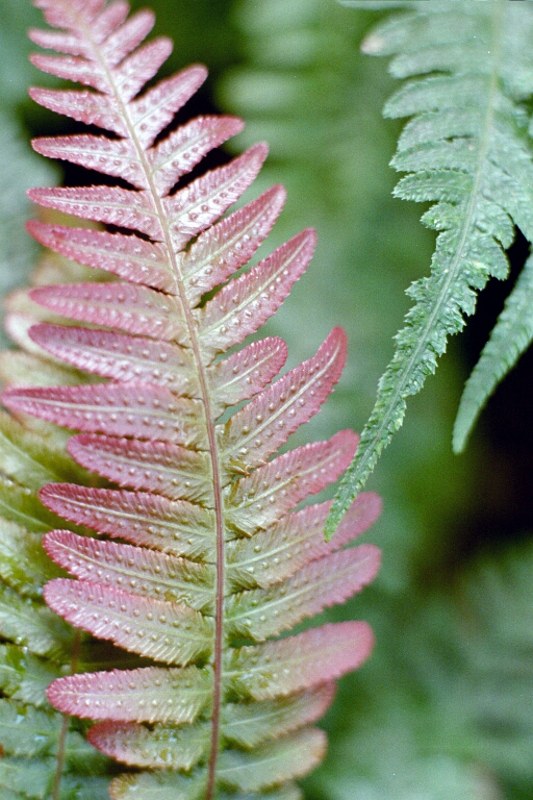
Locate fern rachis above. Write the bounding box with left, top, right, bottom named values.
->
left=0, top=1, right=381, bottom=797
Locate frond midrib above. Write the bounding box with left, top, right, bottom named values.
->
left=60, top=7, right=227, bottom=798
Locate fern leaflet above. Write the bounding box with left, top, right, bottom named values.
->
left=1, top=1, right=382, bottom=797
left=327, top=0, right=533, bottom=535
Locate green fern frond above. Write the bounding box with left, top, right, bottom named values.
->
left=0, top=250, right=114, bottom=799
left=454, top=253, right=533, bottom=451
left=327, top=0, right=533, bottom=536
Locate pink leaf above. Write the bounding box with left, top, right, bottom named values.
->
left=130, top=65, right=208, bottom=149
left=101, top=10, right=156, bottom=67
left=31, top=53, right=108, bottom=91
left=32, top=136, right=146, bottom=189
left=199, top=229, right=316, bottom=353
left=207, top=337, right=288, bottom=413
left=29, top=282, right=186, bottom=340
left=221, top=327, right=347, bottom=467
left=34, top=0, right=107, bottom=31
left=164, top=144, right=268, bottom=249
left=227, top=431, right=358, bottom=535
left=149, top=115, right=244, bottom=197
left=113, top=38, right=173, bottom=103
left=91, top=0, right=130, bottom=41
left=24, top=2, right=382, bottom=787
left=40, top=484, right=215, bottom=560
left=226, top=621, right=374, bottom=700
left=2, top=383, right=207, bottom=447
left=29, top=28, right=89, bottom=57
left=27, top=224, right=175, bottom=292
left=44, top=530, right=213, bottom=612
left=227, top=544, right=381, bottom=641
left=227, top=494, right=382, bottom=590
left=29, top=87, right=127, bottom=134
left=29, top=324, right=198, bottom=394
left=181, top=185, right=287, bottom=306
left=88, top=719, right=210, bottom=769
left=28, top=186, right=160, bottom=238
left=68, top=434, right=213, bottom=504
left=44, top=578, right=213, bottom=664
left=47, top=665, right=211, bottom=723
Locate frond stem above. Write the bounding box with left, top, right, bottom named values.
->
left=51, top=631, right=81, bottom=800
left=73, top=9, right=227, bottom=797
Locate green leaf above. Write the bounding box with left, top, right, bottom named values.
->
left=0, top=519, right=61, bottom=598
left=217, top=729, right=326, bottom=792
left=0, top=582, right=72, bottom=661
left=327, top=0, right=533, bottom=535
left=0, top=411, right=86, bottom=489
left=0, top=644, right=59, bottom=706
left=0, top=700, right=61, bottom=758
left=0, top=757, right=55, bottom=800
left=222, top=685, right=335, bottom=749
left=0, top=476, right=59, bottom=533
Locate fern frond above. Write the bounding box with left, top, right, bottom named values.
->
left=0, top=398, right=114, bottom=799
left=4, top=1, right=382, bottom=796
left=327, top=0, right=533, bottom=535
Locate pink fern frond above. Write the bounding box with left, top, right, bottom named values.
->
left=27, top=226, right=175, bottom=290
left=227, top=545, right=380, bottom=641
left=28, top=185, right=162, bottom=236
left=208, top=337, right=288, bottom=414
left=44, top=530, right=213, bottom=611
left=29, top=324, right=197, bottom=392
left=222, top=684, right=336, bottom=748
left=227, top=431, right=358, bottom=534
left=3, top=382, right=206, bottom=446
left=44, top=578, right=213, bottom=664
left=67, top=434, right=212, bottom=503
left=181, top=185, right=287, bottom=305
left=165, top=144, right=268, bottom=248
left=227, top=622, right=374, bottom=701
left=150, top=116, right=245, bottom=196
left=199, top=230, right=316, bottom=354
left=47, top=665, right=212, bottom=723
left=88, top=719, right=210, bottom=769
left=40, top=484, right=215, bottom=559
left=31, top=281, right=185, bottom=336
left=226, top=493, right=382, bottom=590
left=9, top=1, right=383, bottom=796
left=222, top=327, right=346, bottom=467
left=32, top=135, right=146, bottom=187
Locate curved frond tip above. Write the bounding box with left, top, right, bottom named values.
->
left=327, top=0, right=533, bottom=536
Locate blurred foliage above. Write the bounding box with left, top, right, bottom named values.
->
left=0, top=113, right=57, bottom=347
left=3, top=1, right=531, bottom=799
